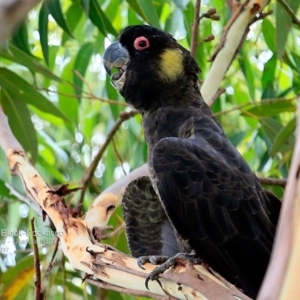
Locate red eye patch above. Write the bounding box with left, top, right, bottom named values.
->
left=133, top=36, right=150, bottom=50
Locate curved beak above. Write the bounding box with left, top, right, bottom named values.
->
left=103, top=41, right=129, bottom=90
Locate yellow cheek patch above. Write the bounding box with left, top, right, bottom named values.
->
left=159, top=48, right=184, bottom=81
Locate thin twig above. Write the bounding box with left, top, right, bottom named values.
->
left=214, top=97, right=296, bottom=117
left=190, top=0, right=201, bottom=58
left=43, top=237, right=60, bottom=280
left=209, top=0, right=250, bottom=62
left=79, top=110, right=139, bottom=203
left=5, top=183, right=42, bottom=216
left=207, top=88, right=226, bottom=106
left=258, top=177, right=287, bottom=188
left=277, top=0, right=300, bottom=28
left=87, top=278, right=166, bottom=300
left=112, top=138, right=127, bottom=176
left=40, top=87, right=128, bottom=107
left=100, top=222, right=125, bottom=240
left=31, top=218, right=44, bottom=300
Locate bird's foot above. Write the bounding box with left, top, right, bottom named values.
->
left=138, top=252, right=202, bottom=289
left=137, top=255, right=170, bottom=270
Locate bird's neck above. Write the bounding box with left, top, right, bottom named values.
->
left=142, top=100, right=215, bottom=150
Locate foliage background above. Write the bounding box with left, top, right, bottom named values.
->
left=0, top=0, right=299, bottom=299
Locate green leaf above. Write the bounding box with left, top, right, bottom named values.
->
left=262, top=19, right=275, bottom=52
left=83, top=0, right=117, bottom=36
left=270, top=116, right=296, bottom=156
left=138, top=0, right=161, bottom=28
left=0, top=68, right=67, bottom=120
left=73, top=42, right=94, bottom=100
left=39, top=3, right=49, bottom=65
left=259, top=117, right=283, bottom=141
left=261, top=54, right=277, bottom=99
left=126, top=0, right=148, bottom=21
left=244, top=99, right=295, bottom=117
left=0, top=45, right=61, bottom=81
left=58, top=59, right=78, bottom=129
left=0, top=180, right=10, bottom=197
left=47, top=0, right=73, bottom=37
left=291, top=52, right=300, bottom=74
left=239, top=49, right=256, bottom=101
left=11, top=21, right=32, bottom=56
left=62, top=3, right=84, bottom=44
left=276, top=0, right=300, bottom=59
left=1, top=89, right=37, bottom=161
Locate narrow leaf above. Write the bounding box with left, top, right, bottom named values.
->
left=276, top=0, right=300, bottom=59
left=62, top=3, right=84, bottom=44
left=39, top=3, right=49, bottom=65
left=84, top=0, right=117, bottom=36
left=126, top=0, right=148, bottom=21
left=47, top=0, right=73, bottom=37
left=0, top=68, right=67, bottom=120
left=74, top=42, right=94, bottom=100
left=262, top=19, right=275, bottom=52
left=270, top=117, right=296, bottom=155
left=58, top=59, right=78, bottom=129
left=244, top=99, right=295, bottom=117
left=0, top=44, right=61, bottom=81
left=1, top=89, right=37, bottom=161
left=261, top=54, right=277, bottom=99
left=12, top=21, right=32, bottom=56
left=138, top=0, right=161, bottom=28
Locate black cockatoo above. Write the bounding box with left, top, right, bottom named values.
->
left=103, top=25, right=281, bottom=298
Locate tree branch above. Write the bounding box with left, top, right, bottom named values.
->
left=0, top=146, right=250, bottom=299
left=258, top=177, right=287, bottom=188
left=201, top=0, right=270, bottom=103
left=190, top=0, right=201, bottom=58
left=257, top=97, right=300, bottom=300
left=79, top=110, right=138, bottom=203
left=277, top=0, right=300, bottom=28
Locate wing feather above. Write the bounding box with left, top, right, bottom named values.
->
left=151, top=136, right=279, bottom=297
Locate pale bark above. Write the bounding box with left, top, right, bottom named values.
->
left=257, top=99, right=300, bottom=300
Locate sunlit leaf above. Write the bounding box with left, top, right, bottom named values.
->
left=0, top=256, right=35, bottom=300
left=62, top=3, right=84, bottom=44
left=47, top=0, right=73, bottom=37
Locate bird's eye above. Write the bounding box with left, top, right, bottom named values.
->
left=133, top=36, right=150, bottom=50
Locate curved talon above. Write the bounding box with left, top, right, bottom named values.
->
left=137, top=257, right=147, bottom=270
left=145, top=275, right=151, bottom=290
